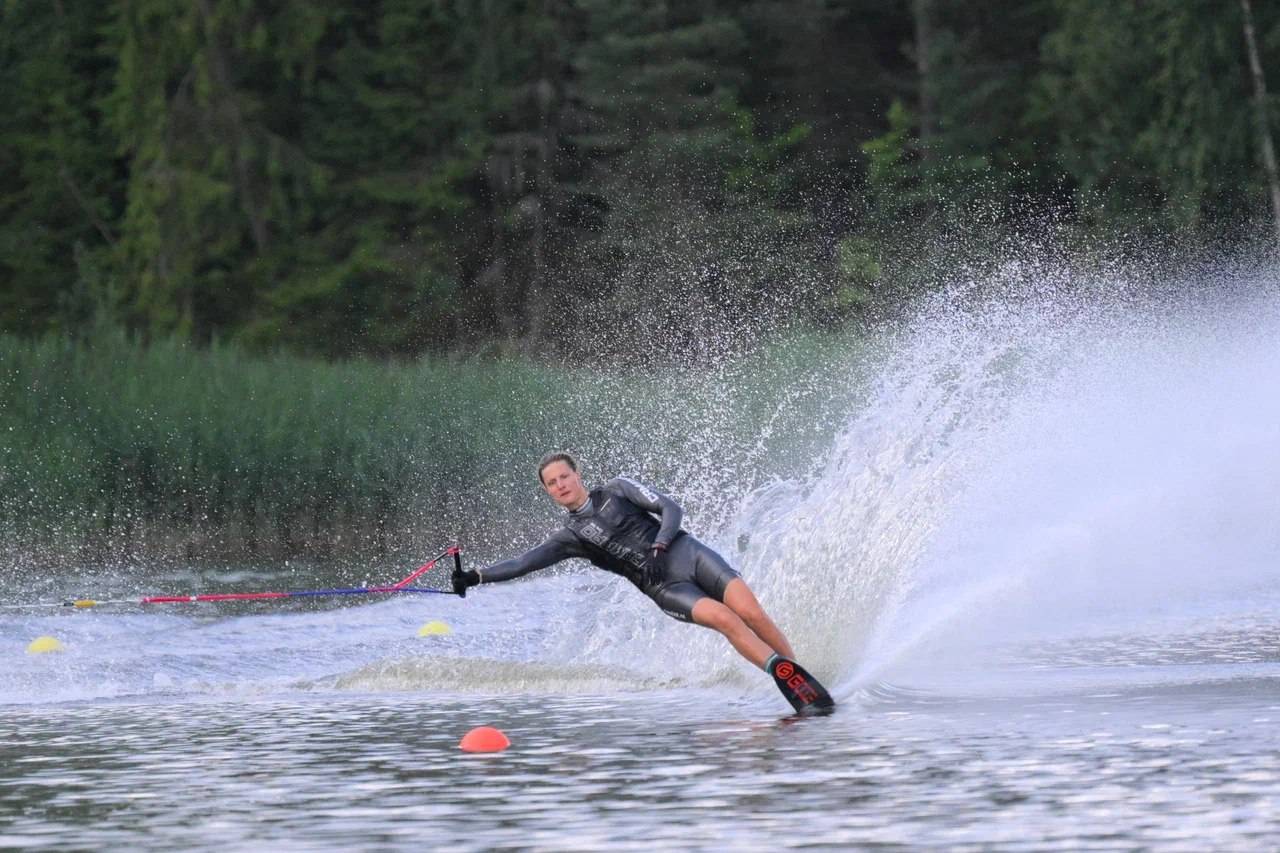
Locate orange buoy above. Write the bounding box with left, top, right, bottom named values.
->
left=459, top=726, right=510, bottom=753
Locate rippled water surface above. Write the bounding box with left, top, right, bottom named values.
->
left=4, top=681, right=1279, bottom=850
left=4, top=580, right=1279, bottom=852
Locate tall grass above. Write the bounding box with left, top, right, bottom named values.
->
left=1, top=325, right=867, bottom=566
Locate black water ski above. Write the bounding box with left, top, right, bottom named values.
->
left=767, top=655, right=835, bottom=716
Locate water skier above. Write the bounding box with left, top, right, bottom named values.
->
left=452, top=451, right=833, bottom=713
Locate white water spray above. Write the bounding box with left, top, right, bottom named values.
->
left=723, top=257, right=1280, bottom=698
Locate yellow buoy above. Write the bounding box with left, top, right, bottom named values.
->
left=417, top=620, right=452, bottom=637
left=27, top=636, right=65, bottom=654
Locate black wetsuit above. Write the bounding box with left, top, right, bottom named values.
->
left=478, top=477, right=740, bottom=622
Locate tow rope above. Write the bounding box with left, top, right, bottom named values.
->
left=2, top=546, right=463, bottom=609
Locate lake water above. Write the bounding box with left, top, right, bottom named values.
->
left=5, top=270, right=1279, bottom=849
left=3, top=569, right=1278, bottom=851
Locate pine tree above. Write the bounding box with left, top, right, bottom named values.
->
left=0, top=0, right=119, bottom=334
left=1034, top=0, right=1276, bottom=236
left=563, top=0, right=824, bottom=358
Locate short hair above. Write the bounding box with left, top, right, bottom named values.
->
left=537, top=450, right=580, bottom=484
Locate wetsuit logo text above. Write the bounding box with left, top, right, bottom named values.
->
left=577, top=521, right=647, bottom=569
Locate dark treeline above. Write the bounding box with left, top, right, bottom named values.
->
left=4, top=0, right=1280, bottom=360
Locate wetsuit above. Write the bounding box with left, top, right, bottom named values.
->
left=477, top=477, right=740, bottom=622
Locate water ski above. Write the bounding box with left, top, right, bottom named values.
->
left=766, top=655, right=835, bottom=716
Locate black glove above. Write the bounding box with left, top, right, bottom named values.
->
left=645, top=543, right=669, bottom=587
left=452, top=568, right=480, bottom=597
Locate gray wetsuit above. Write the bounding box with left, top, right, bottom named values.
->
left=478, top=477, right=740, bottom=622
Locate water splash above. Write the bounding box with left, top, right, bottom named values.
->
left=718, top=254, right=1280, bottom=697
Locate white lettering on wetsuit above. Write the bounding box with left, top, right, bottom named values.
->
left=576, top=520, right=648, bottom=570
left=617, top=477, right=661, bottom=505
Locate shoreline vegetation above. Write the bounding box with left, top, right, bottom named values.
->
left=5, top=3, right=1279, bottom=361
left=1, top=325, right=862, bottom=569
left=2, top=326, right=581, bottom=568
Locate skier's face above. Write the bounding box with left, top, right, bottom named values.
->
left=540, top=461, right=588, bottom=509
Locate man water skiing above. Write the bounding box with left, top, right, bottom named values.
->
left=451, top=451, right=834, bottom=714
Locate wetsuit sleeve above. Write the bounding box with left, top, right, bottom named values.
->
left=608, top=477, right=684, bottom=547
left=478, top=528, right=584, bottom=584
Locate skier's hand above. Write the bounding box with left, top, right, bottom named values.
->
left=645, top=543, right=669, bottom=587
left=452, top=568, right=480, bottom=597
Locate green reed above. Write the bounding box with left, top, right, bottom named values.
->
left=1, top=327, right=865, bottom=562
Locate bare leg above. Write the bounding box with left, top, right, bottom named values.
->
left=721, top=578, right=796, bottom=660
left=691, top=597, right=774, bottom=669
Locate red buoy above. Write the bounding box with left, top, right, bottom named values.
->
left=459, top=726, right=510, bottom=753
